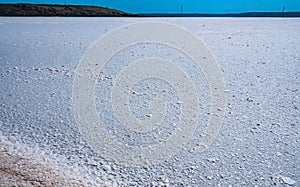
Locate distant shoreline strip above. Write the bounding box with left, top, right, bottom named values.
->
left=143, top=12, right=300, bottom=17
left=0, top=3, right=299, bottom=17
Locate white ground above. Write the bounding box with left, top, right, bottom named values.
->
left=0, top=17, right=299, bottom=186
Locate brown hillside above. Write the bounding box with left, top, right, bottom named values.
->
left=0, top=3, right=136, bottom=17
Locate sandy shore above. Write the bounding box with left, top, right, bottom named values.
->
left=0, top=135, right=106, bottom=186
left=0, top=17, right=299, bottom=186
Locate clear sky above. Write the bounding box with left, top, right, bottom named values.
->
left=2, top=0, right=300, bottom=13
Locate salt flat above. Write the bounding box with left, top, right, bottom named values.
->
left=0, top=17, right=299, bottom=186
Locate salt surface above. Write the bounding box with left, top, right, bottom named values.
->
left=0, top=17, right=299, bottom=186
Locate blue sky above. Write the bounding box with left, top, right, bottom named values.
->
left=2, top=0, right=300, bottom=13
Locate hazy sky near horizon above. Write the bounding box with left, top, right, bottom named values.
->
left=2, top=0, right=300, bottom=13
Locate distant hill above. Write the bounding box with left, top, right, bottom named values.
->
left=0, top=3, right=136, bottom=17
